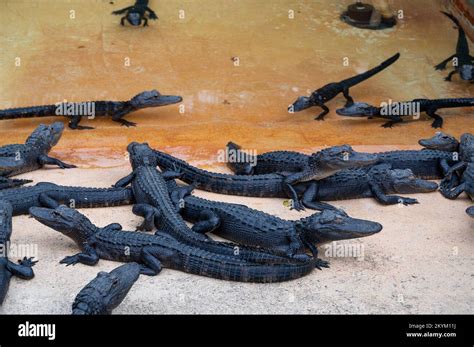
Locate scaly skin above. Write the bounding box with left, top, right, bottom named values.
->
left=0, top=201, right=37, bottom=305
left=72, top=263, right=141, bottom=315
left=434, top=12, right=474, bottom=82
left=335, top=98, right=474, bottom=128
left=112, top=0, right=159, bottom=27
left=115, top=143, right=323, bottom=266
left=0, top=122, right=75, bottom=185
left=289, top=53, right=400, bottom=120
left=0, top=182, right=134, bottom=216
left=168, top=180, right=382, bottom=258
left=0, top=90, right=182, bottom=130
left=152, top=150, right=438, bottom=210
left=29, top=206, right=318, bottom=283
left=226, top=138, right=457, bottom=180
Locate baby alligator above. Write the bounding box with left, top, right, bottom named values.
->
left=112, top=0, right=158, bottom=26
left=226, top=135, right=457, bottom=180
left=115, top=143, right=319, bottom=265
left=72, top=263, right=141, bottom=315
left=289, top=53, right=400, bottom=120
left=0, top=122, right=75, bottom=186
left=152, top=150, right=438, bottom=210
left=168, top=181, right=382, bottom=258
left=335, top=98, right=474, bottom=128
left=30, top=206, right=318, bottom=283
left=0, top=90, right=182, bottom=130
left=0, top=201, right=37, bottom=305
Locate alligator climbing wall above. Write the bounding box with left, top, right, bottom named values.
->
left=0, top=0, right=473, bottom=161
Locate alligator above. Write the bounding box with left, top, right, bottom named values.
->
left=0, top=90, right=182, bottom=130
left=434, top=12, right=474, bottom=82
left=0, top=122, right=75, bottom=186
left=151, top=149, right=438, bottom=210
left=72, top=263, right=140, bottom=315
left=225, top=136, right=457, bottom=180
left=288, top=52, right=400, bottom=120
left=114, top=142, right=324, bottom=265
left=0, top=201, right=37, bottom=305
left=167, top=181, right=382, bottom=258
left=418, top=132, right=460, bottom=152
left=0, top=182, right=134, bottom=216
left=29, top=206, right=319, bottom=283
left=466, top=206, right=474, bottom=217
left=335, top=98, right=474, bottom=128
left=112, top=0, right=158, bottom=26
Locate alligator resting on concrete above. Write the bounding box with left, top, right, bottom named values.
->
left=72, top=263, right=141, bottom=315
left=112, top=0, right=158, bottom=26
left=168, top=181, right=382, bottom=258
left=30, top=206, right=320, bottom=283
left=0, top=122, right=75, bottom=187
left=152, top=149, right=438, bottom=211
left=226, top=134, right=458, bottom=180
left=0, top=201, right=37, bottom=305
left=335, top=98, right=474, bottom=128
left=289, top=53, right=400, bottom=120
left=0, top=90, right=182, bottom=130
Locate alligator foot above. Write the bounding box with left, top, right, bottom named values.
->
left=120, top=120, right=137, bottom=127
left=431, top=118, right=443, bottom=129
left=314, top=115, right=326, bottom=121
left=18, top=257, right=38, bottom=268
left=290, top=200, right=305, bottom=211
left=381, top=121, right=395, bottom=128
left=398, top=197, right=418, bottom=205
left=60, top=255, right=80, bottom=266
left=314, top=258, right=330, bottom=270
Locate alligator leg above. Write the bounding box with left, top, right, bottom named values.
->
left=381, top=116, right=403, bottom=128
left=6, top=257, right=36, bottom=279
left=161, top=170, right=183, bottom=181
left=444, top=70, right=457, bottom=81
left=301, top=183, right=339, bottom=211
left=138, top=246, right=163, bottom=276
left=369, top=181, right=418, bottom=205
left=444, top=161, right=467, bottom=177
left=112, top=110, right=136, bottom=127
left=146, top=7, right=159, bottom=20
left=283, top=183, right=304, bottom=211
left=60, top=245, right=100, bottom=266
left=314, top=104, right=330, bottom=121
left=342, top=88, right=354, bottom=107
left=38, top=155, right=77, bottom=169
left=142, top=18, right=148, bottom=27
left=170, top=185, right=194, bottom=211
left=300, top=237, right=329, bottom=270
left=439, top=182, right=465, bottom=200
left=132, top=204, right=161, bottom=231
left=434, top=54, right=456, bottom=70
left=114, top=172, right=136, bottom=188
left=69, top=115, right=94, bottom=130
left=426, top=109, right=444, bottom=129
left=191, top=210, right=221, bottom=233
left=120, top=16, right=126, bottom=26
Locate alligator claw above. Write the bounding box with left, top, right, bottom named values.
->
left=120, top=120, right=137, bottom=127
left=314, top=259, right=330, bottom=270
left=290, top=201, right=305, bottom=211
left=60, top=255, right=79, bottom=266
left=314, top=115, right=325, bottom=121
left=19, top=257, right=38, bottom=267
left=400, top=198, right=418, bottom=205
left=59, top=163, right=77, bottom=169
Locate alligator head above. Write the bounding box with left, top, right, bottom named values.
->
left=297, top=209, right=382, bottom=244
left=335, top=102, right=380, bottom=117
left=72, top=262, right=141, bottom=315
left=460, top=64, right=474, bottom=81
left=126, top=10, right=143, bottom=26
left=130, top=90, right=182, bottom=110
left=29, top=205, right=98, bottom=246
left=25, top=122, right=65, bottom=149
left=467, top=206, right=474, bottom=218
left=127, top=142, right=159, bottom=169
left=418, top=132, right=459, bottom=152
left=288, top=96, right=313, bottom=112
left=377, top=167, right=439, bottom=193
left=308, top=145, right=378, bottom=179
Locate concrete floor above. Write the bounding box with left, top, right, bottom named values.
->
left=0, top=0, right=473, bottom=314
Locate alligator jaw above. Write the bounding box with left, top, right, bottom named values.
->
left=152, top=95, right=183, bottom=107
left=394, top=178, right=439, bottom=194
left=289, top=96, right=312, bottom=112
left=316, top=217, right=383, bottom=242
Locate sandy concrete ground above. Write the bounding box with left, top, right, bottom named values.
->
left=0, top=148, right=472, bottom=315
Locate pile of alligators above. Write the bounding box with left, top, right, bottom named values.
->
left=0, top=125, right=472, bottom=314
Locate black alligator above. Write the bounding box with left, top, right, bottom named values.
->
left=168, top=181, right=382, bottom=258
left=29, top=206, right=318, bottom=283
left=0, top=201, right=37, bottom=305
left=112, top=0, right=158, bottom=26
left=289, top=53, right=400, bottom=120
left=152, top=150, right=438, bottom=210
left=335, top=98, right=474, bottom=128
left=0, top=90, right=182, bottom=130
left=226, top=136, right=457, bottom=180
left=0, top=122, right=75, bottom=186
left=114, top=143, right=323, bottom=265
left=0, top=182, right=134, bottom=216
left=435, top=12, right=473, bottom=82
left=72, top=263, right=140, bottom=315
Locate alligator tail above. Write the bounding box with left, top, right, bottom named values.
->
left=340, top=52, right=400, bottom=87
left=0, top=105, right=58, bottom=120
left=441, top=11, right=460, bottom=27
